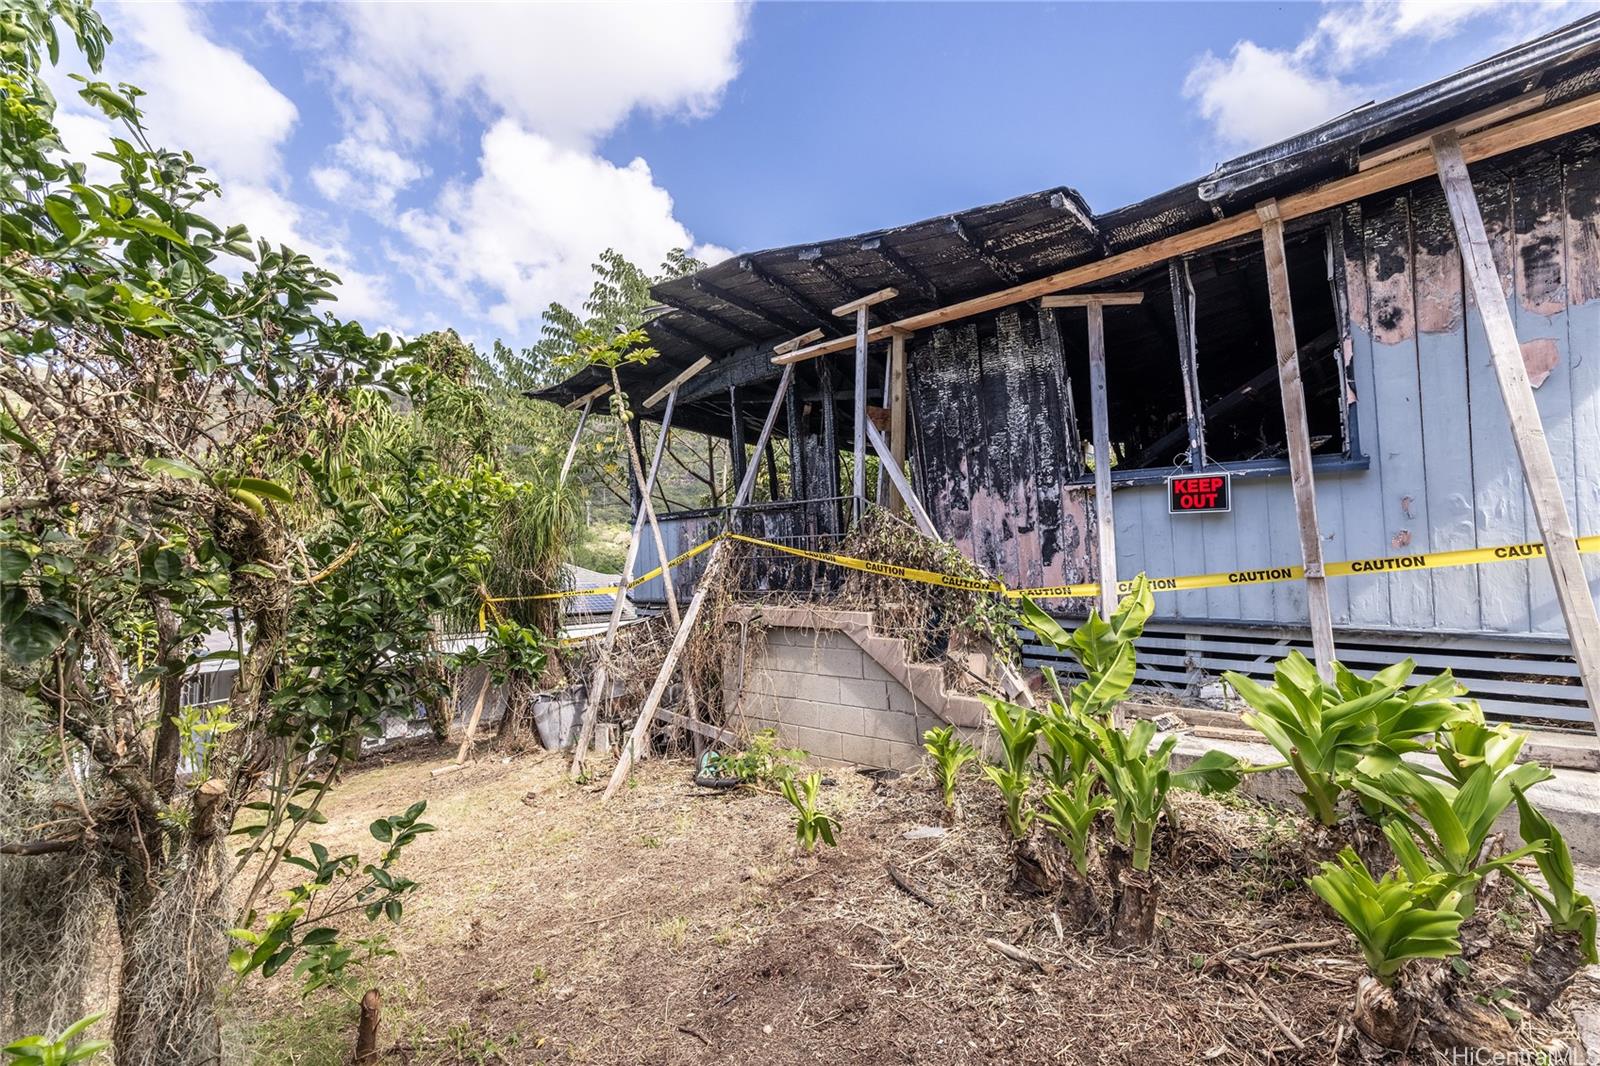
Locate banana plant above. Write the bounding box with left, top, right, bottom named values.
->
left=1079, top=716, right=1176, bottom=872
left=1508, top=785, right=1598, bottom=963
left=1038, top=770, right=1112, bottom=878
left=1355, top=761, right=1551, bottom=916
left=1036, top=706, right=1094, bottom=789
left=779, top=772, right=839, bottom=852
left=980, top=696, right=1041, bottom=838
left=1019, top=574, right=1153, bottom=720
left=1308, top=848, right=1466, bottom=984
left=1434, top=716, right=1527, bottom=786
left=922, top=725, right=978, bottom=808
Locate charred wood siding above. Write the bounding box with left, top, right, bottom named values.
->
left=907, top=305, right=1096, bottom=603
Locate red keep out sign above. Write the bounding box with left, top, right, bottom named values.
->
left=1167, top=472, right=1231, bottom=514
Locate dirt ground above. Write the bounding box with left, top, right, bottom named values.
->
left=232, top=741, right=1577, bottom=1065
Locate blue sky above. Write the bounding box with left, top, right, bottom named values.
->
left=50, top=1, right=1596, bottom=351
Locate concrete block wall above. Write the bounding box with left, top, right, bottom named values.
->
left=729, top=627, right=946, bottom=769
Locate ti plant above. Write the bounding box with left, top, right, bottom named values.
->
left=1508, top=786, right=1598, bottom=963
left=3, top=1013, right=109, bottom=1066
left=980, top=697, right=1042, bottom=838
left=923, top=725, right=978, bottom=808
left=1225, top=653, right=1475, bottom=826
left=1354, top=762, right=1551, bottom=917
left=780, top=772, right=839, bottom=852
left=1308, top=848, right=1466, bottom=984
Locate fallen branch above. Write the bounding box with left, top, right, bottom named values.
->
left=1240, top=937, right=1343, bottom=961
left=675, top=1025, right=711, bottom=1046
left=1240, top=984, right=1305, bottom=1050
left=886, top=863, right=937, bottom=908
left=0, top=836, right=80, bottom=856
left=984, top=937, right=1056, bottom=975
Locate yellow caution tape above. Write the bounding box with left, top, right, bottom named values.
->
left=478, top=531, right=1600, bottom=626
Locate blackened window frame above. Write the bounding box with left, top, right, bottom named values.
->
left=1055, top=213, right=1367, bottom=489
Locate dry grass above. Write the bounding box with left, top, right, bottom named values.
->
left=229, top=743, right=1579, bottom=1065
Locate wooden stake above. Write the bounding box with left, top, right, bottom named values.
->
left=452, top=668, right=493, bottom=765
left=1257, top=199, right=1336, bottom=682
left=570, top=387, right=680, bottom=780
left=355, top=988, right=381, bottom=1065
left=1432, top=131, right=1600, bottom=731
left=558, top=398, right=592, bottom=487
left=602, top=366, right=795, bottom=802
left=1086, top=301, right=1117, bottom=622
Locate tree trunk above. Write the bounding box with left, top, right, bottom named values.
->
left=1511, top=928, right=1589, bottom=1014
left=111, top=864, right=226, bottom=1066
left=355, top=988, right=382, bottom=1064
left=1057, top=865, right=1099, bottom=929
left=1010, top=830, right=1059, bottom=897
left=1352, top=974, right=1420, bottom=1050
left=1109, top=867, right=1157, bottom=948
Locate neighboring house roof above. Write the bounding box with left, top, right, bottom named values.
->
left=533, top=14, right=1600, bottom=420
left=563, top=564, right=635, bottom=619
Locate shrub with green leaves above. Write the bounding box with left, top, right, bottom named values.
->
left=922, top=725, right=977, bottom=808
left=779, top=772, right=839, bottom=852
left=701, top=729, right=807, bottom=785
left=3, top=1013, right=109, bottom=1066
left=980, top=697, right=1041, bottom=838
left=228, top=801, right=434, bottom=993
left=1309, top=848, right=1466, bottom=984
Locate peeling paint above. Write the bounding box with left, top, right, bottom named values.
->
left=1520, top=336, right=1561, bottom=388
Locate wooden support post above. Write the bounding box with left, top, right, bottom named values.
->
left=885, top=330, right=909, bottom=513
left=602, top=367, right=795, bottom=802
left=558, top=398, right=591, bottom=488
left=1432, top=132, right=1600, bottom=730
left=452, top=669, right=493, bottom=765
left=1086, top=302, right=1117, bottom=621
left=1257, top=200, right=1337, bottom=682
left=834, top=287, right=897, bottom=524
left=727, top=385, right=747, bottom=490
left=570, top=388, right=680, bottom=780
left=817, top=356, right=841, bottom=533
left=851, top=305, right=868, bottom=521
left=1042, top=293, right=1142, bottom=620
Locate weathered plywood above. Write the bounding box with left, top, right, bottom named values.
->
left=907, top=305, right=1095, bottom=599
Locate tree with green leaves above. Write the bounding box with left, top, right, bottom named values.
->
left=0, top=4, right=533, bottom=1060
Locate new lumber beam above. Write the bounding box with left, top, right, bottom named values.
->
left=1258, top=199, right=1336, bottom=681
left=772, top=91, right=1600, bottom=367
left=565, top=382, right=611, bottom=410
left=1432, top=130, right=1600, bottom=731
left=1040, top=292, right=1145, bottom=308
left=642, top=355, right=712, bottom=410
left=832, top=286, right=899, bottom=318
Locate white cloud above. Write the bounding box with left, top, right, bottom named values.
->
left=1183, top=42, right=1365, bottom=155
left=46, top=3, right=398, bottom=324
left=394, top=121, right=728, bottom=334
left=320, top=2, right=750, bottom=150
left=1185, top=0, right=1596, bottom=152
left=294, top=1, right=750, bottom=337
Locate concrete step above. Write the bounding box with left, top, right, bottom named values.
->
left=1168, top=730, right=1600, bottom=864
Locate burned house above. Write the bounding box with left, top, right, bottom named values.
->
left=539, top=17, right=1600, bottom=729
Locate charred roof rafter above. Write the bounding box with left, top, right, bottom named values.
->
left=859, top=237, right=940, bottom=305
left=797, top=247, right=868, bottom=307
left=737, top=257, right=844, bottom=334
left=944, top=216, right=1023, bottom=284
left=685, top=277, right=809, bottom=337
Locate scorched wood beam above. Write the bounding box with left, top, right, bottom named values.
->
left=689, top=277, right=809, bottom=337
